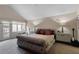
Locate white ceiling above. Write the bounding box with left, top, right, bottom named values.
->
left=9, top=4, right=79, bottom=20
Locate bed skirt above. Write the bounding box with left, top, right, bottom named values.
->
left=17, top=39, right=55, bottom=54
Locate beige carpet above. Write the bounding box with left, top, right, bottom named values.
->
left=48, top=43, right=79, bottom=54
left=0, top=39, right=79, bottom=54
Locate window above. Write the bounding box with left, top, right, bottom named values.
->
left=3, top=28, right=9, bottom=32
left=21, top=23, right=26, bottom=31
left=17, top=24, right=22, bottom=32
left=17, top=23, right=26, bottom=32
left=12, top=24, right=17, bottom=32
left=12, top=21, right=26, bottom=32
left=26, top=26, right=30, bottom=34
left=2, top=21, right=10, bottom=38
left=1, top=21, right=26, bottom=40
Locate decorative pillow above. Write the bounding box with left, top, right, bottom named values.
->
left=39, top=30, right=44, bottom=34
left=36, top=29, right=40, bottom=34
left=45, top=30, right=55, bottom=35
left=45, top=30, right=52, bottom=35
left=36, top=29, right=45, bottom=35
left=36, top=29, right=55, bottom=35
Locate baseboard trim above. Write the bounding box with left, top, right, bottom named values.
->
left=56, top=40, right=79, bottom=47
left=56, top=40, right=71, bottom=45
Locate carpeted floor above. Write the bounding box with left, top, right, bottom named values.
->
left=49, top=43, right=79, bottom=54
left=0, top=39, right=79, bottom=54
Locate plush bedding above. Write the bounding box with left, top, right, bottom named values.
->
left=17, top=34, right=54, bottom=46
left=17, top=34, right=55, bottom=53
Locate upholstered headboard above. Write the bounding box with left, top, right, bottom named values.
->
left=36, top=29, right=55, bottom=35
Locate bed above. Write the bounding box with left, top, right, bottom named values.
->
left=17, top=29, right=55, bottom=53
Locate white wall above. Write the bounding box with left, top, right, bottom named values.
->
left=0, top=5, right=26, bottom=21
left=36, top=18, right=60, bottom=30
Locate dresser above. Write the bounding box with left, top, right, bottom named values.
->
left=56, top=33, right=72, bottom=43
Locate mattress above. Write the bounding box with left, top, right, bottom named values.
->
left=17, top=34, right=54, bottom=47
left=17, top=34, right=55, bottom=53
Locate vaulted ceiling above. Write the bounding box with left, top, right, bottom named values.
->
left=9, top=4, right=79, bottom=20
left=0, top=4, right=79, bottom=25
left=0, top=5, right=26, bottom=21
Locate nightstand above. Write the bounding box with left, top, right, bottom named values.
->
left=56, top=33, right=72, bottom=43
